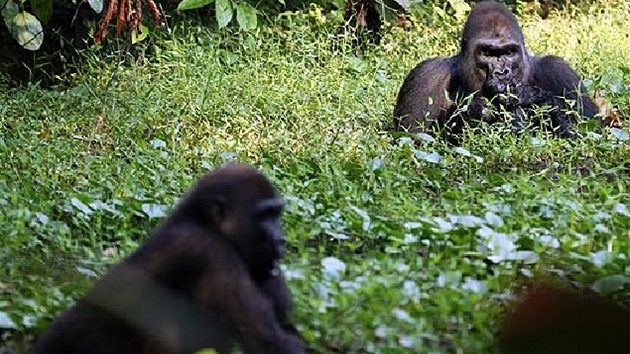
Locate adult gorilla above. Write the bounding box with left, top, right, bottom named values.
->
left=393, top=1, right=597, bottom=144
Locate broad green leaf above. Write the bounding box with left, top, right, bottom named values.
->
left=614, top=203, right=629, bottom=215
left=235, top=3, right=256, bottom=31
left=70, top=197, right=92, bottom=214
left=0, top=312, right=16, bottom=329
left=485, top=212, right=504, bottom=227
left=592, top=275, right=630, bottom=294
left=76, top=267, right=98, bottom=277
left=415, top=132, right=435, bottom=143
left=150, top=138, right=166, bottom=148
left=1, top=0, right=19, bottom=22
left=11, top=12, right=44, bottom=51
left=591, top=250, right=613, bottom=267
left=610, top=127, right=629, bottom=141
left=35, top=212, right=49, bottom=225
left=392, top=0, right=411, bottom=9
left=453, top=146, right=471, bottom=157
left=453, top=146, right=483, bottom=162
left=29, top=0, right=53, bottom=23
left=131, top=24, right=149, bottom=44
left=413, top=150, right=441, bottom=164
left=88, top=0, right=104, bottom=13
left=176, top=0, right=214, bottom=11
left=529, top=137, right=546, bottom=146
left=215, top=0, right=233, bottom=28
left=217, top=49, right=237, bottom=65
left=321, top=257, right=346, bottom=280
left=142, top=203, right=168, bottom=219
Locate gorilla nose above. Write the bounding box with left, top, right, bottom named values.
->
left=493, top=67, right=511, bottom=80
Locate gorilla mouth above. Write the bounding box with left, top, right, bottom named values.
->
left=483, top=77, right=521, bottom=96
left=482, top=75, right=529, bottom=109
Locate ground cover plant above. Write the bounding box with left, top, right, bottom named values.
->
left=2, top=1, right=630, bottom=352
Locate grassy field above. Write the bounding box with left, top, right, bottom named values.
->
left=2, top=1, right=630, bottom=353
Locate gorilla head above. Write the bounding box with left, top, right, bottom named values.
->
left=460, top=1, right=532, bottom=96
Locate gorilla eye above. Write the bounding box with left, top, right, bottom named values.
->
left=478, top=47, right=491, bottom=57
left=478, top=45, right=520, bottom=58
left=254, top=198, right=284, bottom=219
left=257, top=208, right=281, bottom=220
left=505, top=45, right=520, bottom=56
left=478, top=46, right=503, bottom=58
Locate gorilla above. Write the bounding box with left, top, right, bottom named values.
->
left=31, top=164, right=305, bottom=354
left=393, top=1, right=598, bottom=144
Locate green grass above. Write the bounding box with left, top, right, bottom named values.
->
left=2, top=1, right=630, bottom=353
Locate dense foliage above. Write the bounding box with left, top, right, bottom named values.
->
left=2, top=0, right=630, bottom=352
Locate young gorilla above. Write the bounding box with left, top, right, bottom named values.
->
left=393, top=0, right=598, bottom=144
left=31, top=164, right=305, bottom=354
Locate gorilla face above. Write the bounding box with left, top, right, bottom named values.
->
left=474, top=39, right=525, bottom=95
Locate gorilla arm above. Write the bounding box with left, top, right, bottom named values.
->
left=143, top=224, right=305, bottom=354
left=195, top=252, right=305, bottom=354
left=531, top=55, right=598, bottom=119
left=259, top=272, right=302, bottom=338
left=393, top=56, right=458, bottom=135
left=140, top=224, right=305, bottom=354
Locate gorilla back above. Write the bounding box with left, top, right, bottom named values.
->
left=393, top=0, right=597, bottom=144
left=31, top=163, right=305, bottom=354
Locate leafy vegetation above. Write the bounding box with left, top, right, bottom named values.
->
left=2, top=0, right=630, bottom=352
left=0, top=0, right=406, bottom=51
left=1, top=0, right=103, bottom=50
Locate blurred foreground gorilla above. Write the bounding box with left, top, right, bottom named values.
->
left=393, top=1, right=597, bottom=144
left=32, top=164, right=305, bottom=354
left=498, top=281, right=630, bottom=354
